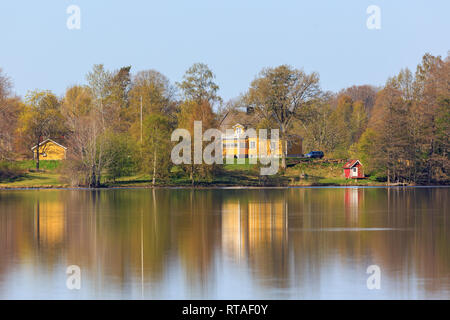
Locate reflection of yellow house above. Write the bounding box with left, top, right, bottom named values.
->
left=222, top=124, right=302, bottom=159
left=36, top=202, right=65, bottom=245
left=248, top=202, right=286, bottom=247
left=31, top=139, right=67, bottom=160
left=221, top=199, right=287, bottom=259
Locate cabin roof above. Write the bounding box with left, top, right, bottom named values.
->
left=31, top=139, right=67, bottom=151
left=343, top=159, right=361, bottom=169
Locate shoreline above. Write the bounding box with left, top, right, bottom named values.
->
left=0, top=184, right=447, bottom=191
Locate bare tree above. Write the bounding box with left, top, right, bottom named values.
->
left=247, top=65, right=321, bottom=169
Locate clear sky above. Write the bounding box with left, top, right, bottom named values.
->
left=0, top=0, right=448, bottom=101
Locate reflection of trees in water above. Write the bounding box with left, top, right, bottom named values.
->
left=287, top=187, right=450, bottom=294
left=0, top=188, right=448, bottom=296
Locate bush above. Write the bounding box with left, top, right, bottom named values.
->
left=0, top=161, right=25, bottom=181
left=103, top=132, right=139, bottom=182
left=368, top=172, right=387, bottom=182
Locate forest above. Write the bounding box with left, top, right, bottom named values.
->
left=0, top=52, right=448, bottom=187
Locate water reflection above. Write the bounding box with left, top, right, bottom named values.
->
left=0, top=187, right=449, bottom=299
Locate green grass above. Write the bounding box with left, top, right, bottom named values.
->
left=0, top=172, right=65, bottom=187
left=16, top=160, right=62, bottom=171
left=0, top=158, right=386, bottom=188
left=0, top=160, right=65, bottom=188
left=222, top=158, right=257, bottom=171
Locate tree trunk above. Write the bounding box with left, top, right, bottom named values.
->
left=280, top=125, right=286, bottom=171
left=36, top=136, right=41, bottom=171
left=152, top=148, right=157, bottom=186
left=90, top=165, right=96, bottom=188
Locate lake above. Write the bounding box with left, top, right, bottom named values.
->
left=0, top=187, right=449, bottom=299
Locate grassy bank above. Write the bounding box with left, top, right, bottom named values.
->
left=0, top=160, right=66, bottom=188
left=0, top=159, right=388, bottom=189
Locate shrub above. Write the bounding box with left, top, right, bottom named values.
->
left=0, top=161, right=25, bottom=181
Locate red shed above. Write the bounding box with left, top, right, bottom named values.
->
left=343, top=160, right=364, bottom=179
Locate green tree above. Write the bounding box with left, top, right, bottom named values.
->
left=142, top=114, right=172, bottom=185
left=350, top=128, right=377, bottom=174
left=18, top=90, right=64, bottom=170
left=103, top=132, right=138, bottom=182
left=127, top=70, right=176, bottom=142
left=177, top=63, right=222, bottom=106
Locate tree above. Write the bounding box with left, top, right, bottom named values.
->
left=18, top=90, right=64, bottom=170
left=350, top=128, right=377, bottom=174
left=109, top=66, right=132, bottom=131
left=177, top=100, right=217, bottom=185
left=74, top=64, right=120, bottom=186
left=177, top=63, right=222, bottom=106
left=103, top=132, right=138, bottom=182
left=0, top=97, right=23, bottom=160
left=64, top=65, right=116, bottom=187
left=327, top=95, right=368, bottom=158
left=368, top=86, right=411, bottom=183
left=177, top=63, right=221, bottom=184
left=247, top=65, right=321, bottom=169
left=353, top=53, right=449, bottom=185
left=351, top=100, right=368, bottom=140
left=293, top=92, right=337, bottom=153
left=62, top=85, right=93, bottom=119
left=142, top=114, right=172, bottom=185
left=127, top=69, right=177, bottom=140
left=413, top=53, right=450, bottom=183
left=0, top=69, right=24, bottom=160
left=0, top=68, right=11, bottom=104
left=338, top=85, right=378, bottom=115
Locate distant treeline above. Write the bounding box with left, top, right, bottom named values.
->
left=0, top=52, right=448, bottom=186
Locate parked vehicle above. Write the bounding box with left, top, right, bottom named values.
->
left=305, top=151, right=324, bottom=159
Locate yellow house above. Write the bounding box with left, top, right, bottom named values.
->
left=222, top=124, right=249, bottom=159
left=31, top=139, right=67, bottom=160
left=222, top=124, right=301, bottom=159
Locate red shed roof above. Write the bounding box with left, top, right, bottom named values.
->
left=343, top=159, right=361, bottom=169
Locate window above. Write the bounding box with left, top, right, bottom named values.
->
left=250, top=141, right=256, bottom=149
left=352, top=167, right=357, bottom=172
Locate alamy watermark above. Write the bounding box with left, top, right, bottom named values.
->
left=65, top=5, right=380, bottom=31
left=366, top=265, right=381, bottom=290
left=366, top=5, right=381, bottom=30
left=66, top=265, right=81, bottom=290
left=66, top=5, right=81, bottom=30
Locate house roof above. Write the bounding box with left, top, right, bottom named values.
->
left=31, top=139, right=67, bottom=151
left=219, top=109, right=257, bottom=131
left=343, top=159, right=361, bottom=169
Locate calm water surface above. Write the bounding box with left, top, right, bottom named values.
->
left=0, top=187, right=449, bottom=299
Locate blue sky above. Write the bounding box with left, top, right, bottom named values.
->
left=0, top=0, right=448, bottom=101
